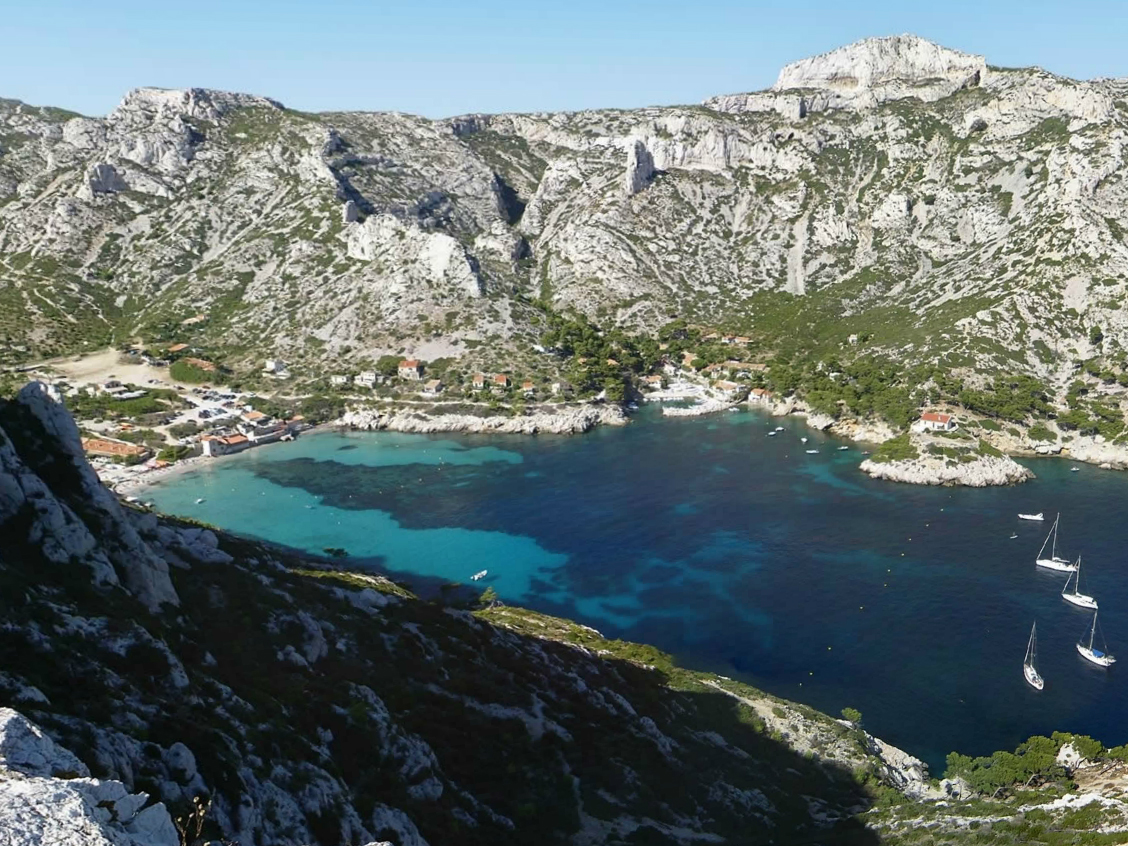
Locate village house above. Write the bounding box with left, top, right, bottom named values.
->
left=423, top=379, right=443, bottom=395
left=643, top=375, right=664, bottom=390
left=472, top=373, right=487, bottom=390
left=492, top=374, right=511, bottom=389
left=329, top=375, right=350, bottom=387
left=917, top=411, right=958, bottom=432
left=551, top=381, right=571, bottom=396
left=722, top=361, right=755, bottom=378
left=749, top=387, right=772, bottom=403
left=263, top=359, right=287, bottom=375
left=522, top=380, right=536, bottom=398
left=714, top=380, right=742, bottom=394
left=80, top=437, right=150, bottom=462
left=201, top=434, right=251, bottom=457
left=355, top=370, right=378, bottom=388
left=662, top=360, right=679, bottom=376
left=398, top=359, right=424, bottom=381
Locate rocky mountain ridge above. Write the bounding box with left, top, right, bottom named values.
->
left=4, top=35, right=1128, bottom=416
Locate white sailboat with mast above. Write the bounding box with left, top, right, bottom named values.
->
left=1061, top=557, right=1098, bottom=609
left=1077, top=612, right=1116, bottom=667
left=1024, top=622, right=1044, bottom=690
left=1035, top=513, right=1077, bottom=572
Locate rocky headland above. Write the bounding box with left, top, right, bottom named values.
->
left=340, top=402, right=627, bottom=435
left=860, top=452, right=1034, bottom=487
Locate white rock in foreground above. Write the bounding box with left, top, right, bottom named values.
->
left=860, top=453, right=1034, bottom=487
left=0, top=708, right=178, bottom=846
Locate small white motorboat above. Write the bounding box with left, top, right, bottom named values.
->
left=800, top=437, right=808, bottom=443
left=1077, top=612, right=1116, bottom=667
left=1071, top=467, right=1080, bottom=472
left=195, top=498, right=205, bottom=504
left=837, top=445, right=849, bottom=451
left=471, top=569, right=488, bottom=582
left=1019, top=512, right=1045, bottom=521
left=774, top=426, right=784, bottom=432
left=768, top=431, right=777, bottom=437
left=1009, top=532, right=1018, bottom=539
left=805, top=449, right=819, bottom=454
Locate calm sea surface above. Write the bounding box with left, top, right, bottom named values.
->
left=143, top=407, right=1128, bottom=771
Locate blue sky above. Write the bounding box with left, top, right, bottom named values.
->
left=5, top=1, right=1128, bottom=117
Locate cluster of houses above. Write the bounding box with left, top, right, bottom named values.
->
left=98, top=380, right=148, bottom=401
left=200, top=408, right=303, bottom=456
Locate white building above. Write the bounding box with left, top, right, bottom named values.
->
left=330, top=375, right=350, bottom=387
left=355, top=371, right=378, bottom=388
left=263, top=359, right=286, bottom=374
left=916, top=411, right=958, bottom=432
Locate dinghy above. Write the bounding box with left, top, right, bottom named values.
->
left=1023, top=622, right=1044, bottom=690
left=1077, top=612, right=1116, bottom=667
left=805, top=449, right=819, bottom=454
left=1019, top=512, right=1045, bottom=521
left=1035, top=514, right=1077, bottom=572
left=1062, top=557, right=1098, bottom=610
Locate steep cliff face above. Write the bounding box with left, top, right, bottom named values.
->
left=0, top=381, right=923, bottom=845
left=3, top=36, right=1128, bottom=402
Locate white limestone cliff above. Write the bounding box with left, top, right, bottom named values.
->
left=773, top=34, right=986, bottom=106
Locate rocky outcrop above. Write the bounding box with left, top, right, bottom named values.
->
left=341, top=402, right=627, bottom=435
left=0, top=383, right=178, bottom=610
left=860, top=453, right=1034, bottom=486
left=624, top=138, right=655, bottom=195
left=0, top=708, right=178, bottom=846
left=773, top=35, right=986, bottom=107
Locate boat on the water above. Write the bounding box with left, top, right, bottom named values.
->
left=1077, top=612, right=1116, bottom=667
left=768, top=431, right=777, bottom=437
left=1071, top=467, right=1080, bottom=472
left=805, top=449, right=819, bottom=454
left=1009, top=532, right=1018, bottom=539
left=801, top=437, right=808, bottom=443
left=837, top=445, right=849, bottom=451
left=1019, top=512, right=1045, bottom=521
left=471, top=569, right=488, bottom=582
left=195, top=498, right=205, bottom=504
left=1035, top=513, right=1077, bottom=572
left=774, top=426, right=784, bottom=432
left=1024, top=622, right=1044, bottom=690
left=1062, top=557, right=1098, bottom=609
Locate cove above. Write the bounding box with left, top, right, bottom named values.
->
left=142, top=407, right=1128, bottom=772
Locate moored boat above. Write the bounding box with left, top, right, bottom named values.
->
left=471, top=569, right=488, bottom=581
left=1062, top=557, right=1098, bottom=610
left=1024, top=622, right=1044, bottom=690
left=1035, top=514, right=1077, bottom=572
left=1077, top=612, right=1116, bottom=667
left=1019, top=512, right=1045, bottom=521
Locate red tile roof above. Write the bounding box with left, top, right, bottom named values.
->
left=921, top=412, right=952, bottom=424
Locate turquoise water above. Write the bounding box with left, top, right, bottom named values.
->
left=144, top=409, right=1128, bottom=771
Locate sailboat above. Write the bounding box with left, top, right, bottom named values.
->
left=1061, top=557, right=1098, bottom=609
left=1035, top=513, right=1077, bottom=572
left=1077, top=612, right=1116, bottom=667
left=1024, top=622, right=1044, bottom=690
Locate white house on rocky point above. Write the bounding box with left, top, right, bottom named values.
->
left=355, top=371, right=378, bottom=388
left=916, top=411, right=958, bottom=432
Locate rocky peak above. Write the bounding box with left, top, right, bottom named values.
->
left=772, top=34, right=986, bottom=107
left=110, top=86, right=283, bottom=124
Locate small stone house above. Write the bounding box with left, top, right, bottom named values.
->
left=330, top=375, right=349, bottom=387
left=355, top=371, right=378, bottom=388
left=521, top=380, right=535, bottom=397
left=423, top=379, right=443, bottom=395
left=398, top=360, right=424, bottom=381
left=472, top=374, right=487, bottom=390
left=749, top=388, right=772, bottom=403
left=493, top=374, right=511, bottom=389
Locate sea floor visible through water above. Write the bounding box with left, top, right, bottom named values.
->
left=143, top=407, right=1128, bottom=772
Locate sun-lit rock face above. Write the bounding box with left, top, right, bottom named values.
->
left=773, top=34, right=987, bottom=106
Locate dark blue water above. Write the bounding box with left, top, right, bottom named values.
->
left=144, top=407, right=1128, bottom=771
